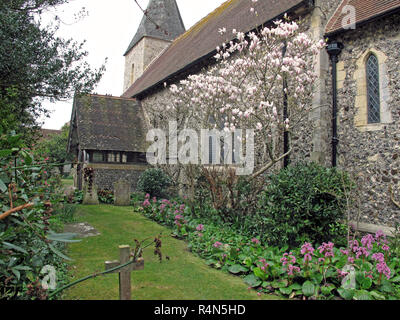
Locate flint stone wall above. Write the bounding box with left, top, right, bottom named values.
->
left=90, top=163, right=149, bottom=191
left=333, top=13, right=400, bottom=226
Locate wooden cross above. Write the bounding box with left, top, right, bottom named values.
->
left=104, top=245, right=144, bottom=300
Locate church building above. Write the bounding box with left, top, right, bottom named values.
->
left=68, top=0, right=400, bottom=231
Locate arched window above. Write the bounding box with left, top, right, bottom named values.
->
left=366, top=54, right=381, bottom=123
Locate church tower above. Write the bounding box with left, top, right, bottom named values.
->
left=123, top=0, right=185, bottom=93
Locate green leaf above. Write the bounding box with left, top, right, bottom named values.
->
left=321, top=284, right=335, bottom=296
left=354, top=290, right=372, bottom=300
left=20, top=150, right=33, bottom=165
left=14, top=265, right=31, bottom=271
left=205, top=259, right=218, bottom=266
left=2, top=242, right=28, bottom=254
left=289, top=283, right=302, bottom=290
left=253, top=267, right=267, bottom=280
left=302, top=281, right=315, bottom=297
left=370, top=291, right=386, bottom=300
left=48, top=244, right=72, bottom=261
left=311, top=272, right=323, bottom=284
left=0, top=149, right=13, bottom=157
left=228, top=264, right=248, bottom=274
left=360, top=277, right=372, bottom=290
left=271, top=279, right=288, bottom=288
left=11, top=268, right=20, bottom=280
left=243, top=274, right=262, bottom=288
left=390, top=275, right=400, bottom=283
left=380, top=280, right=394, bottom=293
left=0, top=179, right=7, bottom=193
left=46, top=232, right=81, bottom=243
left=279, top=287, right=293, bottom=295
left=337, top=288, right=355, bottom=300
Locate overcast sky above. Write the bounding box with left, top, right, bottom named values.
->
left=40, top=0, right=227, bottom=129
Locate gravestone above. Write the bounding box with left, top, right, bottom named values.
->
left=114, top=180, right=131, bottom=206
left=82, top=184, right=99, bottom=205
left=70, top=167, right=77, bottom=188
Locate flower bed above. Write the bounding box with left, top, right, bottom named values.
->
left=138, top=194, right=400, bottom=300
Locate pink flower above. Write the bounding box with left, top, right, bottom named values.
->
left=372, top=252, right=385, bottom=263
left=337, top=269, right=349, bottom=278
left=361, top=234, right=375, bottom=250
left=349, top=240, right=359, bottom=253
left=142, top=199, right=150, bottom=207
left=196, top=224, right=204, bottom=231
left=287, top=264, right=300, bottom=276
left=251, top=238, right=260, bottom=245
left=281, top=252, right=296, bottom=266
left=213, top=241, right=223, bottom=248
left=356, top=246, right=370, bottom=260
left=376, top=261, right=391, bottom=280
left=301, top=242, right=315, bottom=263
left=318, top=242, right=335, bottom=258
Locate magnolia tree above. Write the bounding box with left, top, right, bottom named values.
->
left=146, top=5, right=325, bottom=209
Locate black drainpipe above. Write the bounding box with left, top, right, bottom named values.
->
left=326, top=41, right=343, bottom=167
left=282, top=42, right=290, bottom=168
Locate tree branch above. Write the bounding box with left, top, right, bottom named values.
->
left=251, top=148, right=292, bottom=179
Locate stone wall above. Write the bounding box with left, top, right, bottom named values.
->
left=334, top=13, right=400, bottom=226
left=123, top=37, right=171, bottom=93
left=89, top=163, right=149, bottom=191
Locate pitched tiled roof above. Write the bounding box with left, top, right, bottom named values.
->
left=124, top=0, right=185, bottom=56
left=326, top=0, right=400, bottom=35
left=122, top=0, right=308, bottom=99
left=71, top=94, right=148, bottom=152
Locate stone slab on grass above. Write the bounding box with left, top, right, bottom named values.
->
left=64, top=222, right=100, bottom=238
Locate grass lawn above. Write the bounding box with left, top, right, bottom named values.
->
left=63, top=205, right=281, bottom=300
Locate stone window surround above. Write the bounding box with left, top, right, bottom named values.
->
left=352, top=48, right=392, bottom=132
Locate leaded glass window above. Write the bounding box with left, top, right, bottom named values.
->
left=366, top=54, right=381, bottom=123
left=92, top=152, right=103, bottom=163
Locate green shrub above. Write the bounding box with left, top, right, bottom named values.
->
left=0, top=132, right=73, bottom=299
left=137, top=168, right=171, bottom=198
left=257, top=162, right=353, bottom=247
left=97, top=189, right=114, bottom=204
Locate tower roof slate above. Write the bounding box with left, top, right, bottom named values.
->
left=124, top=0, right=186, bottom=56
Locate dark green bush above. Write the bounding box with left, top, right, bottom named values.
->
left=257, top=162, right=353, bottom=247
left=137, top=168, right=171, bottom=198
